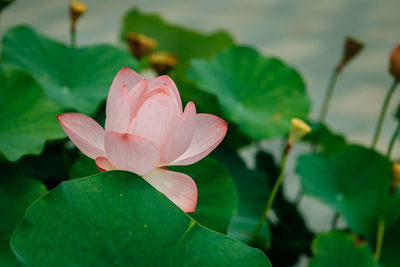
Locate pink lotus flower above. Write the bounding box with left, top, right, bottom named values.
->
left=57, top=67, right=227, bottom=212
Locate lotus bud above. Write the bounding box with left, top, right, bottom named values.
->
left=389, top=43, right=400, bottom=80
left=336, top=37, right=364, bottom=72
left=69, top=1, right=86, bottom=29
left=126, top=32, right=157, bottom=59
left=0, top=0, right=15, bottom=11
left=149, top=52, right=178, bottom=75
left=288, top=118, right=311, bottom=147
left=391, top=162, right=400, bottom=194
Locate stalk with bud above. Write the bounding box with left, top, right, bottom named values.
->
left=371, top=42, right=400, bottom=149
left=249, top=118, right=311, bottom=244
left=69, top=0, right=86, bottom=48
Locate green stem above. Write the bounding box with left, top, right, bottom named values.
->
left=249, top=145, right=290, bottom=243
left=387, top=123, right=400, bottom=159
left=372, top=80, right=399, bottom=149
left=319, top=70, right=340, bottom=123
left=373, top=124, right=400, bottom=260
left=374, top=218, right=385, bottom=260
left=70, top=26, right=76, bottom=48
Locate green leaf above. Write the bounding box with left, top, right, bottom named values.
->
left=296, top=145, right=392, bottom=238
left=303, top=122, right=347, bottom=153
left=0, top=68, right=64, bottom=161
left=310, top=231, right=378, bottom=267
left=188, top=46, right=310, bottom=139
left=211, top=148, right=271, bottom=247
left=11, top=171, right=270, bottom=266
left=121, top=8, right=234, bottom=114
left=70, top=155, right=238, bottom=234
left=170, top=157, right=238, bottom=234
left=0, top=165, right=47, bottom=266
left=2, top=26, right=139, bottom=115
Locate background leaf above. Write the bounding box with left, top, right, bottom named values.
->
left=0, top=164, right=47, bottom=266
left=170, top=157, right=238, bottom=234
left=17, top=141, right=78, bottom=187
left=2, top=26, right=139, bottom=115
left=188, top=46, right=310, bottom=139
left=212, top=148, right=271, bottom=247
left=0, top=68, right=64, bottom=161
left=309, top=231, right=378, bottom=267
left=296, top=145, right=392, bottom=238
left=11, top=171, right=270, bottom=266
left=303, top=122, right=347, bottom=154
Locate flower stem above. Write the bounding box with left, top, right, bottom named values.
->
left=319, top=70, right=340, bottom=123
left=374, top=218, right=385, bottom=260
left=70, top=26, right=76, bottom=48
left=387, top=122, right=400, bottom=159
left=250, top=145, right=290, bottom=243
left=372, top=80, right=399, bottom=149
left=373, top=124, right=400, bottom=260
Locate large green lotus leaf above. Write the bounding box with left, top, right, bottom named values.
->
left=10, top=171, right=270, bottom=266
left=0, top=68, right=64, bottom=161
left=170, top=157, right=238, bottom=234
left=2, top=26, right=139, bottom=114
left=0, top=165, right=47, bottom=266
left=211, top=148, right=271, bottom=248
left=309, top=231, right=378, bottom=267
left=188, top=46, right=310, bottom=139
left=121, top=8, right=233, bottom=115
left=69, top=156, right=238, bottom=234
left=296, top=145, right=392, bottom=238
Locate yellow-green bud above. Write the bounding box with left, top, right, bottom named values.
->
left=69, top=1, right=87, bottom=27
left=392, top=162, right=400, bottom=188
left=288, top=118, right=311, bottom=146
